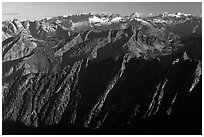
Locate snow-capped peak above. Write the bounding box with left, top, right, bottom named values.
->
left=162, top=12, right=192, bottom=18
left=89, top=15, right=109, bottom=24
left=63, top=15, right=68, bottom=18
left=130, top=12, right=143, bottom=18
left=109, top=13, right=122, bottom=19
left=89, top=16, right=102, bottom=23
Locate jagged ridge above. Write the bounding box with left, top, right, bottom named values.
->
left=2, top=12, right=202, bottom=134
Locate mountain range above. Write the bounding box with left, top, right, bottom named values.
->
left=2, top=12, right=202, bottom=135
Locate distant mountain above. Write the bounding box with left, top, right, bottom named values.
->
left=2, top=12, right=202, bottom=135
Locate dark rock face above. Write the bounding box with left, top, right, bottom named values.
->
left=2, top=13, right=202, bottom=135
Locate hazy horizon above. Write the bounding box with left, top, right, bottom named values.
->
left=2, top=2, right=202, bottom=21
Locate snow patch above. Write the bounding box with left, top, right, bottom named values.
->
left=192, top=25, right=199, bottom=33
left=89, top=15, right=108, bottom=24
left=111, top=16, right=122, bottom=23
left=163, top=12, right=192, bottom=18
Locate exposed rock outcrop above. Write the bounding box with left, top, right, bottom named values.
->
left=2, top=13, right=202, bottom=135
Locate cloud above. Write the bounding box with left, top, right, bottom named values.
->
left=3, top=12, right=19, bottom=16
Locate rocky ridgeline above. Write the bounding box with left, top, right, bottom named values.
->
left=2, top=13, right=202, bottom=134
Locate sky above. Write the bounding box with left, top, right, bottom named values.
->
left=2, top=2, right=202, bottom=21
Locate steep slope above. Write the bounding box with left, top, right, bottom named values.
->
left=2, top=13, right=202, bottom=135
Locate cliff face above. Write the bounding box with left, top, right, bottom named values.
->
left=2, top=13, right=202, bottom=134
